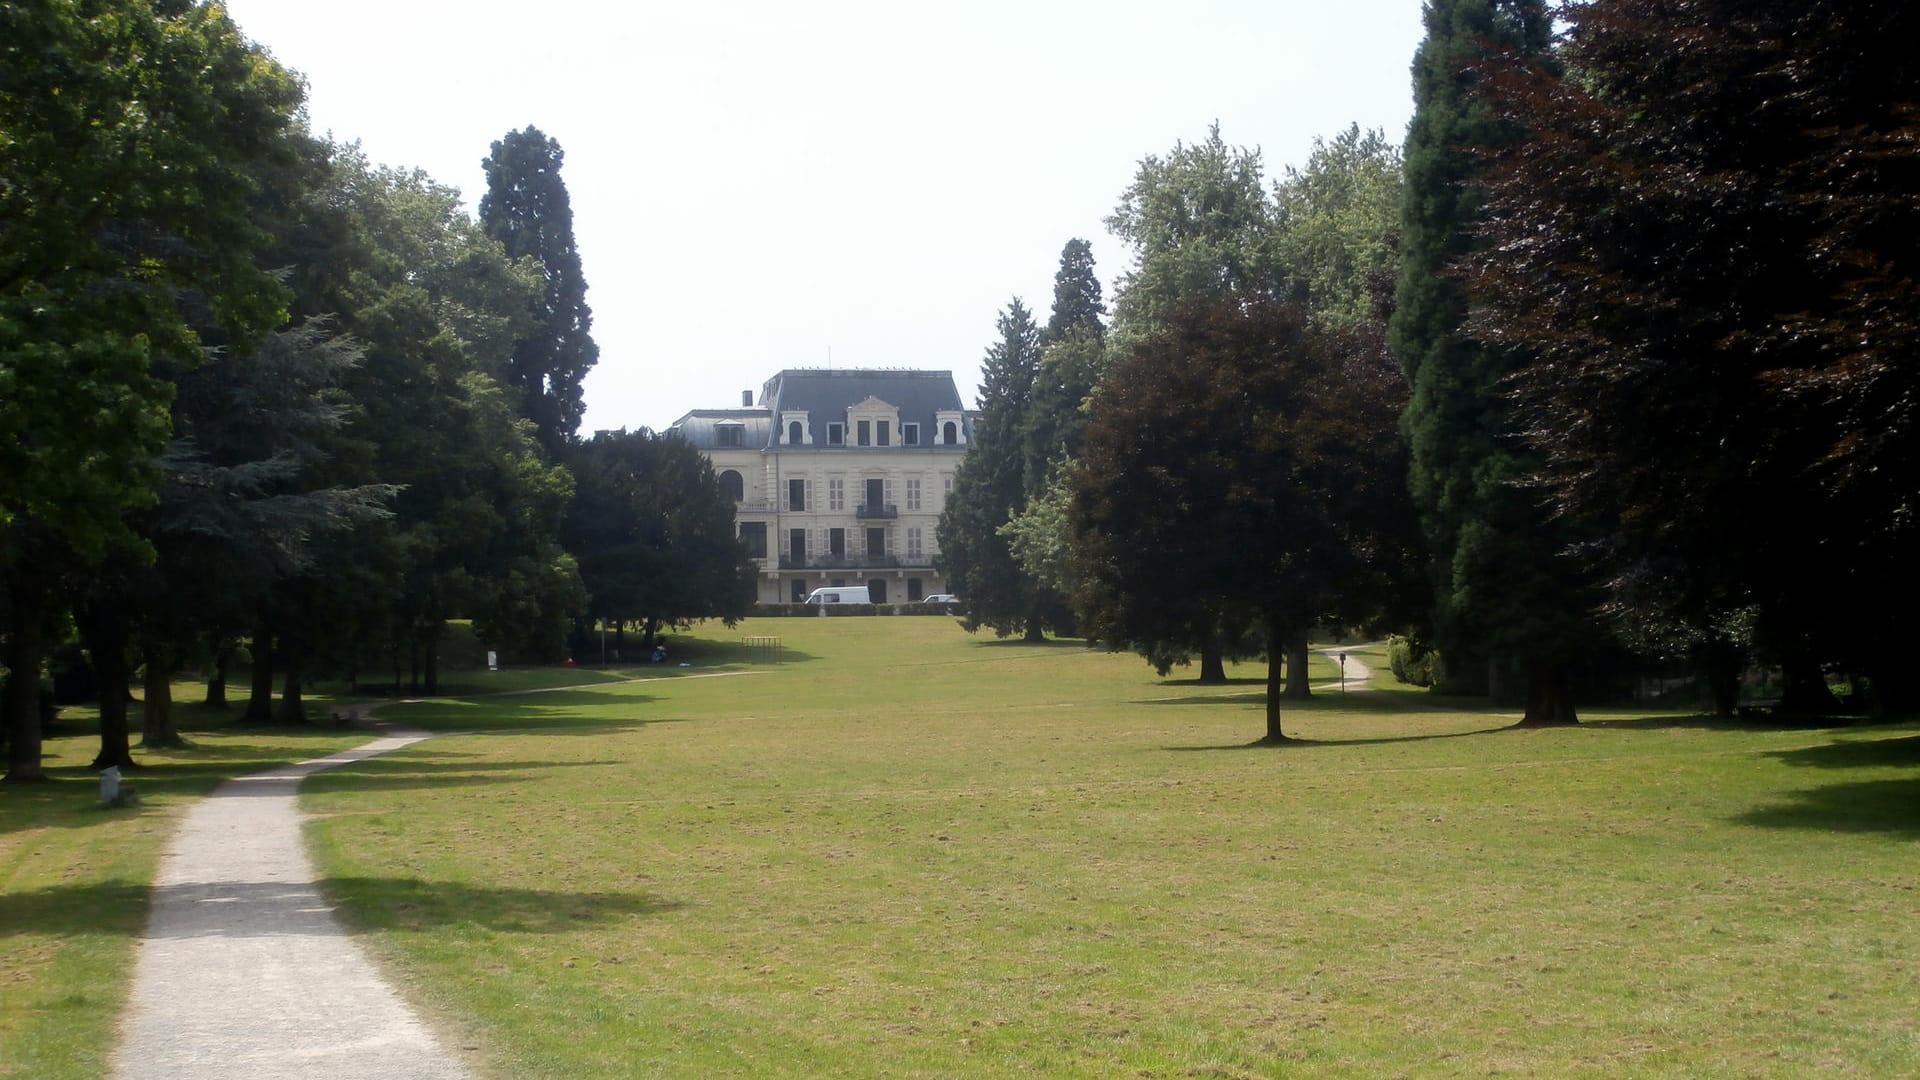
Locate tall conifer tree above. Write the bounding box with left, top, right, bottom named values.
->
left=937, top=299, right=1048, bottom=640
left=480, top=126, right=599, bottom=455
left=1388, top=0, right=1591, bottom=723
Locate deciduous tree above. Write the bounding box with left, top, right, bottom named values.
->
left=1468, top=0, right=1920, bottom=713
left=1072, top=298, right=1413, bottom=740
left=1, top=0, right=301, bottom=778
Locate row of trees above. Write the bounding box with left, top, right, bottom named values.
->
left=941, top=125, right=1414, bottom=738
left=1, top=2, right=752, bottom=781
left=945, top=0, right=1920, bottom=736
left=1396, top=0, right=1920, bottom=719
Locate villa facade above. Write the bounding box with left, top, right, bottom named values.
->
left=671, top=369, right=974, bottom=605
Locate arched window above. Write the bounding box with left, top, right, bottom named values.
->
left=942, top=421, right=958, bottom=445
left=788, top=420, right=802, bottom=445
left=718, top=469, right=744, bottom=502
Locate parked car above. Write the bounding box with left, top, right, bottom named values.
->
left=922, top=594, right=959, bottom=604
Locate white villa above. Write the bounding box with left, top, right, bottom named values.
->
left=670, top=369, right=975, bottom=605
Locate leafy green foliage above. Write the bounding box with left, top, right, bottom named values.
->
left=563, top=429, right=756, bottom=642
left=2, top=0, right=303, bottom=776
left=1270, top=124, right=1403, bottom=328
left=1105, top=124, right=1275, bottom=337
left=1071, top=299, right=1417, bottom=739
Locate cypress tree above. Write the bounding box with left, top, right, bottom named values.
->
left=479, top=126, right=599, bottom=456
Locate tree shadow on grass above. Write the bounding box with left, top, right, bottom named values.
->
left=376, top=693, right=681, bottom=733
left=968, top=636, right=1091, bottom=649
left=1735, top=778, right=1920, bottom=838
left=1584, top=713, right=1849, bottom=732
left=1163, top=726, right=1511, bottom=752
left=1760, top=733, right=1920, bottom=769
left=0, top=877, right=683, bottom=941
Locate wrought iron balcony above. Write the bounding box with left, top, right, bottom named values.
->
left=855, top=502, right=898, bottom=519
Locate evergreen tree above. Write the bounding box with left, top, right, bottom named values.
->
left=1044, top=238, right=1107, bottom=344
left=937, top=299, right=1047, bottom=640
left=1387, top=0, right=1592, bottom=723
left=479, top=126, right=599, bottom=455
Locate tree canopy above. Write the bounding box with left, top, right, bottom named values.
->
left=1072, top=298, right=1414, bottom=740
left=1467, top=0, right=1920, bottom=712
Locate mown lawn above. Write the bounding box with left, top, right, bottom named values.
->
left=282, top=619, right=1919, bottom=1078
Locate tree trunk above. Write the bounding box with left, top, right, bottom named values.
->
left=84, top=606, right=137, bottom=771
left=1262, top=617, right=1289, bottom=742
left=1778, top=654, right=1842, bottom=714
left=204, top=639, right=231, bottom=709
left=422, top=633, right=440, bottom=696
left=1023, top=614, right=1046, bottom=643
left=641, top=617, right=661, bottom=651
left=3, top=581, right=49, bottom=783
left=243, top=621, right=275, bottom=724
left=276, top=665, right=306, bottom=725
left=1864, top=658, right=1917, bottom=718
left=1516, top=658, right=1579, bottom=726
left=142, top=640, right=184, bottom=748
left=1694, top=638, right=1742, bottom=718
left=1198, top=639, right=1226, bottom=684
left=1283, top=636, right=1313, bottom=700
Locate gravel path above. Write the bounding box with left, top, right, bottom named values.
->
left=111, top=725, right=475, bottom=1080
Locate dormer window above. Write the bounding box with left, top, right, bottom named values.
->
left=857, top=420, right=871, bottom=447
left=828, top=423, right=844, bottom=446
left=902, top=423, right=919, bottom=446
left=877, top=420, right=890, bottom=447
left=942, top=421, right=957, bottom=445
left=716, top=422, right=743, bottom=447
left=788, top=420, right=802, bottom=445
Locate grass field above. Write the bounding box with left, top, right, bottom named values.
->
left=293, top=620, right=1917, bottom=1078
left=4, top=619, right=1916, bottom=1078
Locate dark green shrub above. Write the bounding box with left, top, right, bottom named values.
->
left=1388, top=634, right=1442, bottom=688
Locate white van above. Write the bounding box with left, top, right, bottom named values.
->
left=802, top=586, right=871, bottom=606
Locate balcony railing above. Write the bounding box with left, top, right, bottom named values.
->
left=775, top=554, right=935, bottom=570
left=855, top=503, right=898, bottom=519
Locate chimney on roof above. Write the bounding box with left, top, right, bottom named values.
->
left=741, top=390, right=753, bottom=407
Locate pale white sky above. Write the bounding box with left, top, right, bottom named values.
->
left=222, top=0, right=1423, bottom=433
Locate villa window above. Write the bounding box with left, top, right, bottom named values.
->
left=738, top=521, right=767, bottom=558
left=828, top=423, right=844, bottom=446
left=857, top=420, right=871, bottom=447
left=902, top=423, right=919, bottom=446
left=877, top=420, right=890, bottom=447
left=717, top=425, right=743, bottom=447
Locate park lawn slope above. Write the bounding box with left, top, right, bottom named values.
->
left=301, top=619, right=1919, bottom=1078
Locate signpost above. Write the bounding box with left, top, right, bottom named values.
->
left=1339, top=652, right=1347, bottom=694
